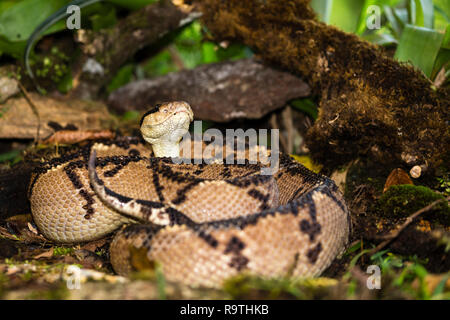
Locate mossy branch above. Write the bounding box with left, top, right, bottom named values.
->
left=194, top=0, right=449, bottom=173
left=370, top=196, right=450, bottom=255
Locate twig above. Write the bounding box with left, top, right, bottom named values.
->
left=369, top=196, right=450, bottom=255
left=17, top=81, right=40, bottom=143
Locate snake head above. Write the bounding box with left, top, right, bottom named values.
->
left=140, top=101, right=194, bottom=158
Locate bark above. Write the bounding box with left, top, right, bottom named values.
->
left=108, top=58, right=311, bottom=122
left=0, top=93, right=113, bottom=139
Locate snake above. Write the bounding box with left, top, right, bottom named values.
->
left=28, top=101, right=350, bottom=288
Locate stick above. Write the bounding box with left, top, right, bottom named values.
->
left=17, top=81, right=41, bottom=143
left=369, top=196, right=450, bottom=255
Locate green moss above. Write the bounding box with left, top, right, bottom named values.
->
left=377, top=185, right=450, bottom=225
left=53, top=247, right=74, bottom=256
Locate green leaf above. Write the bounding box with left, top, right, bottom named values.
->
left=201, top=42, right=218, bottom=64
left=311, top=0, right=371, bottom=33
left=0, top=0, right=68, bottom=42
left=394, top=24, right=445, bottom=77
left=434, top=0, right=450, bottom=31
left=56, top=71, right=73, bottom=94
left=442, top=24, right=450, bottom=49
left=431, top=26, right=450, bottom=79
left=290, top=98, right=318, bottom=120
left=0, top=35, right=26, bottom=58
left=0, top=150, right=22, bottom=164
left=0, top=1, right=17, bottom=13
left=107, top=64, right=134, bottom=93
left=329, top=0, right=365, bottom=33
left=143, top=50, right=178, bottom=77
left=413, top=0, right=434, bottom=28
left=362, top=30, right=398, bottom=45
left=384, top=5, right=404, bottom=37
left=310, top=0, right=332, bottom=23
left=344, top=241, right=362, bottom=255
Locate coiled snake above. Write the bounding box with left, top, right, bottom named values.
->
left=29, top=102, right=350, bottom=288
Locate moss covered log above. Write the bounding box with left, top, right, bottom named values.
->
left=194, top=0, right=449, bottom=174
left=378, top=185, right=450, bottom=225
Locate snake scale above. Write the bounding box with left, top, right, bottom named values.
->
left=29, top=102, right=350, bottom=288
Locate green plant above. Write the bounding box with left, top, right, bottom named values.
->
left=311, top=0, right=450, bottom=81
left=436, top=173, right=450, bottom=195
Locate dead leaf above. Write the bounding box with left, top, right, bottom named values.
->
left=80, top=238, right=107, bottom=252
left=27, top=222, right=38, bottom=235
left=433, top=67, right=446, bottom=88
left=412, top=273, right=450, bottom=293
left=383, top=168, right=413, bottom=193
left=34, top=248, right=54, bottom=259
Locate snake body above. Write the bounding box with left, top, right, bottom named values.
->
left=29, top=102, right=350, bottom=288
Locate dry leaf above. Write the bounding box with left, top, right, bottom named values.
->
left=27, top=222, right=38, bottom=235
left=383, top=168, right=413, bottom=193
left=433, top=67, right=446, bottom=88
left=80, top=238, right=107, bottom=252
left=33, top=248, right=54, bottom=259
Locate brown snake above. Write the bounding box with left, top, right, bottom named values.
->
left=29, top=102, right=350, bottom=288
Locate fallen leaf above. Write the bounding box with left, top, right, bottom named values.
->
left=383, top=168, right=413, bottom=193
left=27, top=222, right=38, bottom=235
left=79, top=238, right=107, bottom=252
left=34, top=248, right=54, bottom=259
